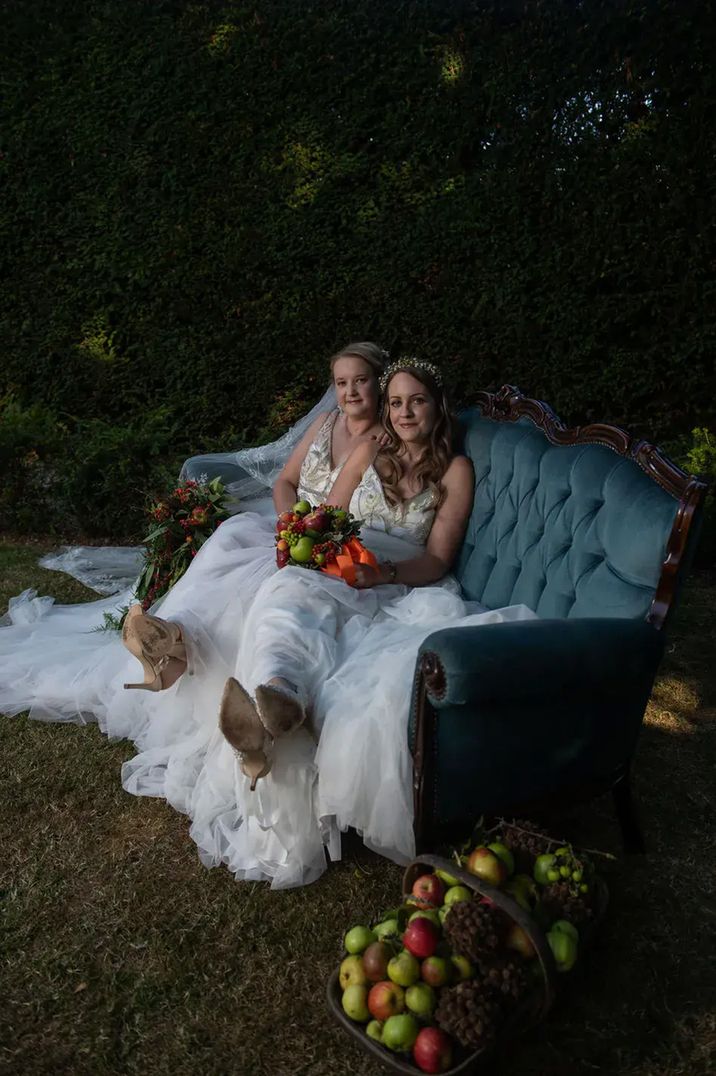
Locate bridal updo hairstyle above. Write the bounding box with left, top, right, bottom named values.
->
left=329, top=341, right=388, bottom=382
left=379, top=361, right=457, bottom=509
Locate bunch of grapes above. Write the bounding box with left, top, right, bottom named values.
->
left=550, top=847, right=590, bottom=894
left=280, top=521, right=306, bottom=547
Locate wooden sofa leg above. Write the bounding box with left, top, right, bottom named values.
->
left=612, top=768, right=646, bottom=854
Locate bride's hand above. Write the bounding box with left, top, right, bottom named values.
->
left=352, top=431, right=391, bottom=449
left=351, top=563, right=391, bottom=589
left=352, top=564, right=382, bottom=589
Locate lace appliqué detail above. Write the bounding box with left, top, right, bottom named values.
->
left=350, top=465, right=436, bottom=546
left=297, top=411, right=341, bottom=505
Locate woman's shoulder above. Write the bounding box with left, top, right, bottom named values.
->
left=303, top=409, right=337, bottom=443
left=442, top=453, right=474, bottom=488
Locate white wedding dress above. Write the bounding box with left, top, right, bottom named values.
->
left=0, top=409, right=536, bottom=888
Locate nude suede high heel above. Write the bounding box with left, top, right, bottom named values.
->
left=255, top=682, right=306, bottom=738
left=122, top=605, right=188, bottom=692
left=218, top=677, right=272, bottom=790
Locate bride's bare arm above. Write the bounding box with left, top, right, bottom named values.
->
left=325, top=439, right=381, bottom=510
left=272, top=412, right=330, bottom=514
left=353, top=456, right=474, bottom=588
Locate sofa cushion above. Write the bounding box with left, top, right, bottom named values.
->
left=455, top=412, right=678, bottom=619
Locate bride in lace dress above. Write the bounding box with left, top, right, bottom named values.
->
left=1, top=355, right=535, bottom=888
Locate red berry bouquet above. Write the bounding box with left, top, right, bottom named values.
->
left=133, top=477, right=230, bottom=613
left=275, top=500, right=377, bottom=582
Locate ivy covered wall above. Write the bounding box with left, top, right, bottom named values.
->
left=1, top=0, right=713, bottom=536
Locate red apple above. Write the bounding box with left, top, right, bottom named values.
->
left=413, top=1026, right=453, bottom=1073
left=403, top=917, right=439, bottom=960
left=362, top=941, right=393, bottom=982
left=466, top=846, right=507, bottom=886
left=421, top=955, right=450, bottom=988
left=368, top=980, right=406, bottom=1021
left=411, top=873, right=445, bottom=908
left=303, top=509, right=330, bottom=536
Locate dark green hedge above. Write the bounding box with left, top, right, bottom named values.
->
left=1, top=0, right=714, bottom=537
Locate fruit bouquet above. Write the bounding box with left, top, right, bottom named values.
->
left=275, top=499, right=377, bottom=582
left=328, top=820, right=608, bottom=1074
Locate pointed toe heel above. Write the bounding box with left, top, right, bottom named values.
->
left=255, top=683, right=306, bottom=739
left=218, top=677, right=272, bottom=789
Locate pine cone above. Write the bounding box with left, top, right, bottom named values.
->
left=477, top=953, right=530, bottom=1010
left=444, top=900, right=504, bottom=962
left=435, top=980, right=502, bottom=1049
left=540, top=881, right=593, bottom=927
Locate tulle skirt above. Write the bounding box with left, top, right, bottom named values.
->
left=0, top=510, right=536, bottom=888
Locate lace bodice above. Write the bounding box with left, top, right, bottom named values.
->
left=350, top=464, right=437, bottom=547
left=297, top=410, right=437, bottom=548
left=297, top=411, right=342, bottom=505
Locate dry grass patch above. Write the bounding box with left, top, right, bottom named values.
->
left=0, top=544, right=714, bottom=1075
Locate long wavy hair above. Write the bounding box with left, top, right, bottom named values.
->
left=329, top=341, right=388, bottom=383
left=377, top=364, right=457, bottom=509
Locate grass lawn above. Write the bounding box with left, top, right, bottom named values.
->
left=1, top=538, right=714, bottom=1076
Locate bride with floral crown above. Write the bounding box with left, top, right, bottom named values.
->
left=0, top=350, right=535, bottom=888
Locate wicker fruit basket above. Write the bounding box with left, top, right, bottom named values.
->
left=327, top=851, right=608, bottom=1074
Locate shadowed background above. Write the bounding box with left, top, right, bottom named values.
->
left=1, top=0, right=714, bottom=540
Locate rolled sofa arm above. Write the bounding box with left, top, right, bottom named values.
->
left=418, top=617, right=664, bottom=710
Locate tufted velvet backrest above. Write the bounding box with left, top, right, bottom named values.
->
left=455, top=411, right=679, bottom=619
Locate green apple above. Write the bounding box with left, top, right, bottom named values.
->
left=505, top=873, right=538, bottom=910
left=339, top=954, right=368, bottom=990
left=405, top=982, right=436, bottom=1018
left=487, top=841, right=515, bottom=877
left=435, top=866, right=461, bottom=888
left=289, top=536, right=316, bottom=563
left=344, top=925, right=377, bottom=954
left=373, top=918, right=400, bottom=941
left=534, top=853, right=557, bottom=886
left=551, top=919, right=579, bottom=943
left=366, top=1020, right=384, bottom=1043
left=387, top=950, right=420, bottom=987
left=382, top=1013, right=420, bottom=1053
left=408, top=908, right=441, bottom=929
left=547, top=928, right=578, bottom=972
left=292, top=499, right=311, bottom=515
left=342, top=983, right=370, bottom=1022
left=443, top=885, right=472, bottom=907
left=438, top=906, right=450, bottom=925
left=450, top=954, right=474, bottom=981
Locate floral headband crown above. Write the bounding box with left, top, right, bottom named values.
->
left=379, top=358, right=443, bottom=394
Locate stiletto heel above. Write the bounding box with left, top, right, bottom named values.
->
left=122, top=605, right=188, bottom=691
left=240, top=750, right=272, bottom=791
left=218, top=677, right=273, bottom=789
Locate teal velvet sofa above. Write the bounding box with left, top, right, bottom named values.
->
left=410, top=386, right=706, bottom=852
left=181, top=385, right=706, bottom=852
